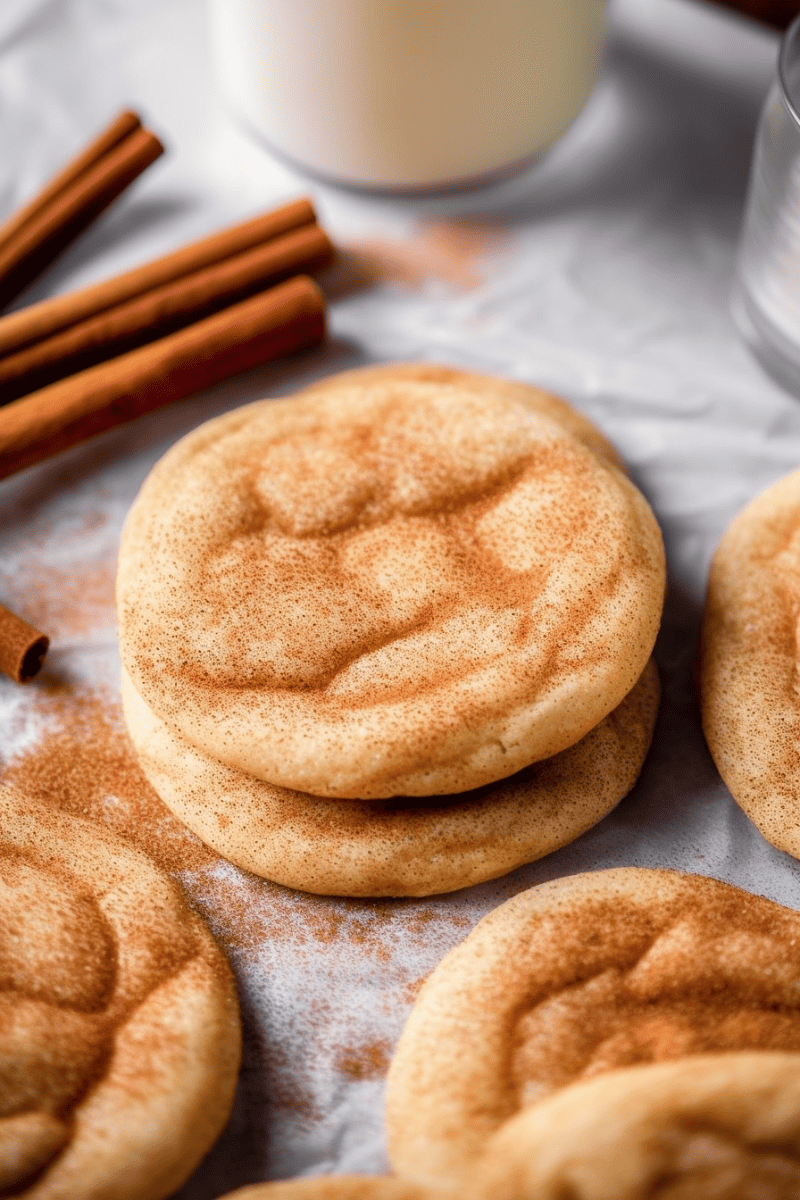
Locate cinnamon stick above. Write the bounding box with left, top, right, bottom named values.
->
left=0, top=223, right=333, bottom=402
left=0, top=111, right=141, bottom=255
left=0, top=275, right=325, bottom=481
left=0, top=113, right=163, bottom=312
left=0, top=196, right=318, bottom=357
left=0, top=605, right=49, bottom=683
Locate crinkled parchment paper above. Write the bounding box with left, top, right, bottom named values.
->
left=3, top=0, right=800, bottom=1195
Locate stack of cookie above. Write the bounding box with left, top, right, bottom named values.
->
left=117, top=365, right=666, bottom=896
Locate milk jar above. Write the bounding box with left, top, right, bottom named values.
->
left=209, top=0, right=609, bottom=191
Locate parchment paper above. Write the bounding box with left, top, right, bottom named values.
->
left=2, top=0, right=800, bottom=1195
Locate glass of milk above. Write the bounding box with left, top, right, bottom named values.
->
left=733, top=15, right=800, bottom=396
left=209, top=0, right=610, bottom=192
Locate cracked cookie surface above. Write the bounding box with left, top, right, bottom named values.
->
left=473, top=1053, right=800, bottom=1200
left=385, top=868, right=800, bottom=1187
left=0, top=785, right=240, bottom=1199
left=117, top=368, right=664, bottom=799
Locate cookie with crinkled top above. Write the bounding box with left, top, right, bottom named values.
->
left=701, top=468, right=800, bottom=856
left=216, top=1178, right=454, bottom=1200
left=117, top=367, right=664, bottom=799
left=0, top=784, right=240, bottom=1199
left=120, top=659, right=658, bottom=897
left=299, top=362, right=626, bottom=474
left=472, top=1053, right=800, bottom=1200
left=385, top=868, right=800, bottom=1189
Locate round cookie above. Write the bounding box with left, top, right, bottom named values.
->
left=472, top=1053, right=800, bottom=1200
left=216, top=1179, right=451, bottom=1200
left=0, top=785, right=241, bottom=1199
left=385, top=867, right=800, bottom=1188
left=121, top=660, right=659, bottom=897
left=701, top=468, right=800, bottom=856
left=118, top=369, right=665, bottom=799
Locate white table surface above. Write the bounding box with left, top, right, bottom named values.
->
left=2, top=0, right=800, bottom=1195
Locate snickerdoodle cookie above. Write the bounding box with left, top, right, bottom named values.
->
left=473, top=1053, right=800, bottom=1200
left=0, top=784, right=241, bottom=1199
left=701, top=468, right=800, bottom=856
left=118, top=367, right=664, bottom=799
left=385, top=868, right=800, bottom=1188
left=216, top=1179, right=452, bottom=1199
left=120, top=660, right=658, bottom=897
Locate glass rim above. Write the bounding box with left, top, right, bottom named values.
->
left=778, top=12, right=800, bottom=129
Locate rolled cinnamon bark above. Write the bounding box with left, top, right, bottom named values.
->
left=0, top=274, right=325, bottom=481
left=0, top=605, right=49, bottom=683
left=0, top=197, right=318, bottom=357
left=0, top=118, right=164, bottom=311
left=0, top=110, right=142, bottom=254
left=0, top=223, right=333, bottom=401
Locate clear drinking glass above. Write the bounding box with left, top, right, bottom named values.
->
left=733, top=15, right=800, bottom=395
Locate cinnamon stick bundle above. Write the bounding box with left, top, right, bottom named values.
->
left=0, top=221, right=333, bottom=401
left=0, top=605, right=49, bottom=683
left=0, top=111, right=163, bottom=312
left=0, top=196, right=319, bottom=357
left=0, top=275, right=325, bottom=481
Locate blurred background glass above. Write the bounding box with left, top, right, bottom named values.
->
left=733, top=15, right=800, bottom=394
left=209, top=0, right=610, bottom=193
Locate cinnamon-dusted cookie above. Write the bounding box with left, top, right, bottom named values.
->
left=299, top=362, right=626, bottom=474
left=118, top=368, right=664, bottom=799
left=216, top=1178, right=452, bottom=1199
left=0, top=785, right=241, bottom=1199
left=473, top=1053, right=800, bottom=1200
left=120, top=660, right=658, bottom=896
left=701, top=468, right=800, bottom=856
left=385, top=868, right=800, bottom=1188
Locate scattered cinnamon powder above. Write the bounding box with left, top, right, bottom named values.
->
left=0, top=504, right=116, bottom=640
left=403, top=976, right=429, bottom=1006
left=261, top=1035, right=322, bottom=1125
left=344, top=219, right=508, bottom=292
left=0, top=681, right=472, bottom=958
left=191, top=863, right=468, bottom=962
left=0, top=684, right=217, bottom=874
left=189, top=869, right=300, bottom=954
left=3, top=560, right=117, bottom=639
left=1, top=676, right=481, bottom=1144
left=335, top=1038, right=392, bottom=1082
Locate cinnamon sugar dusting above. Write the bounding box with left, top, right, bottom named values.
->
left=510, top=888, right=800, bottom=1104
left=191, top=863, right=469, bottom=960
left=0, top=505, right=116, bottom=640
left=1, top=685, right=216, bottom=874
left=1, top=679, right=472, bottom=957
left=0, top=785, right=238, bottom=1191
left=5, top=560, right=117, bottom=638
left=0, top=690, right=503, bottom=1192
left=117, top=375, right=664, bottom=801
left=345, top=220, right=508, bottom=291
left=403, top=977, right=429, bottom=1006
left=385, top=869, right=800, bottom=1188
left=0, top=677, right=483, bottom=1151
left=336, top=1039, right=392, bottom=1081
